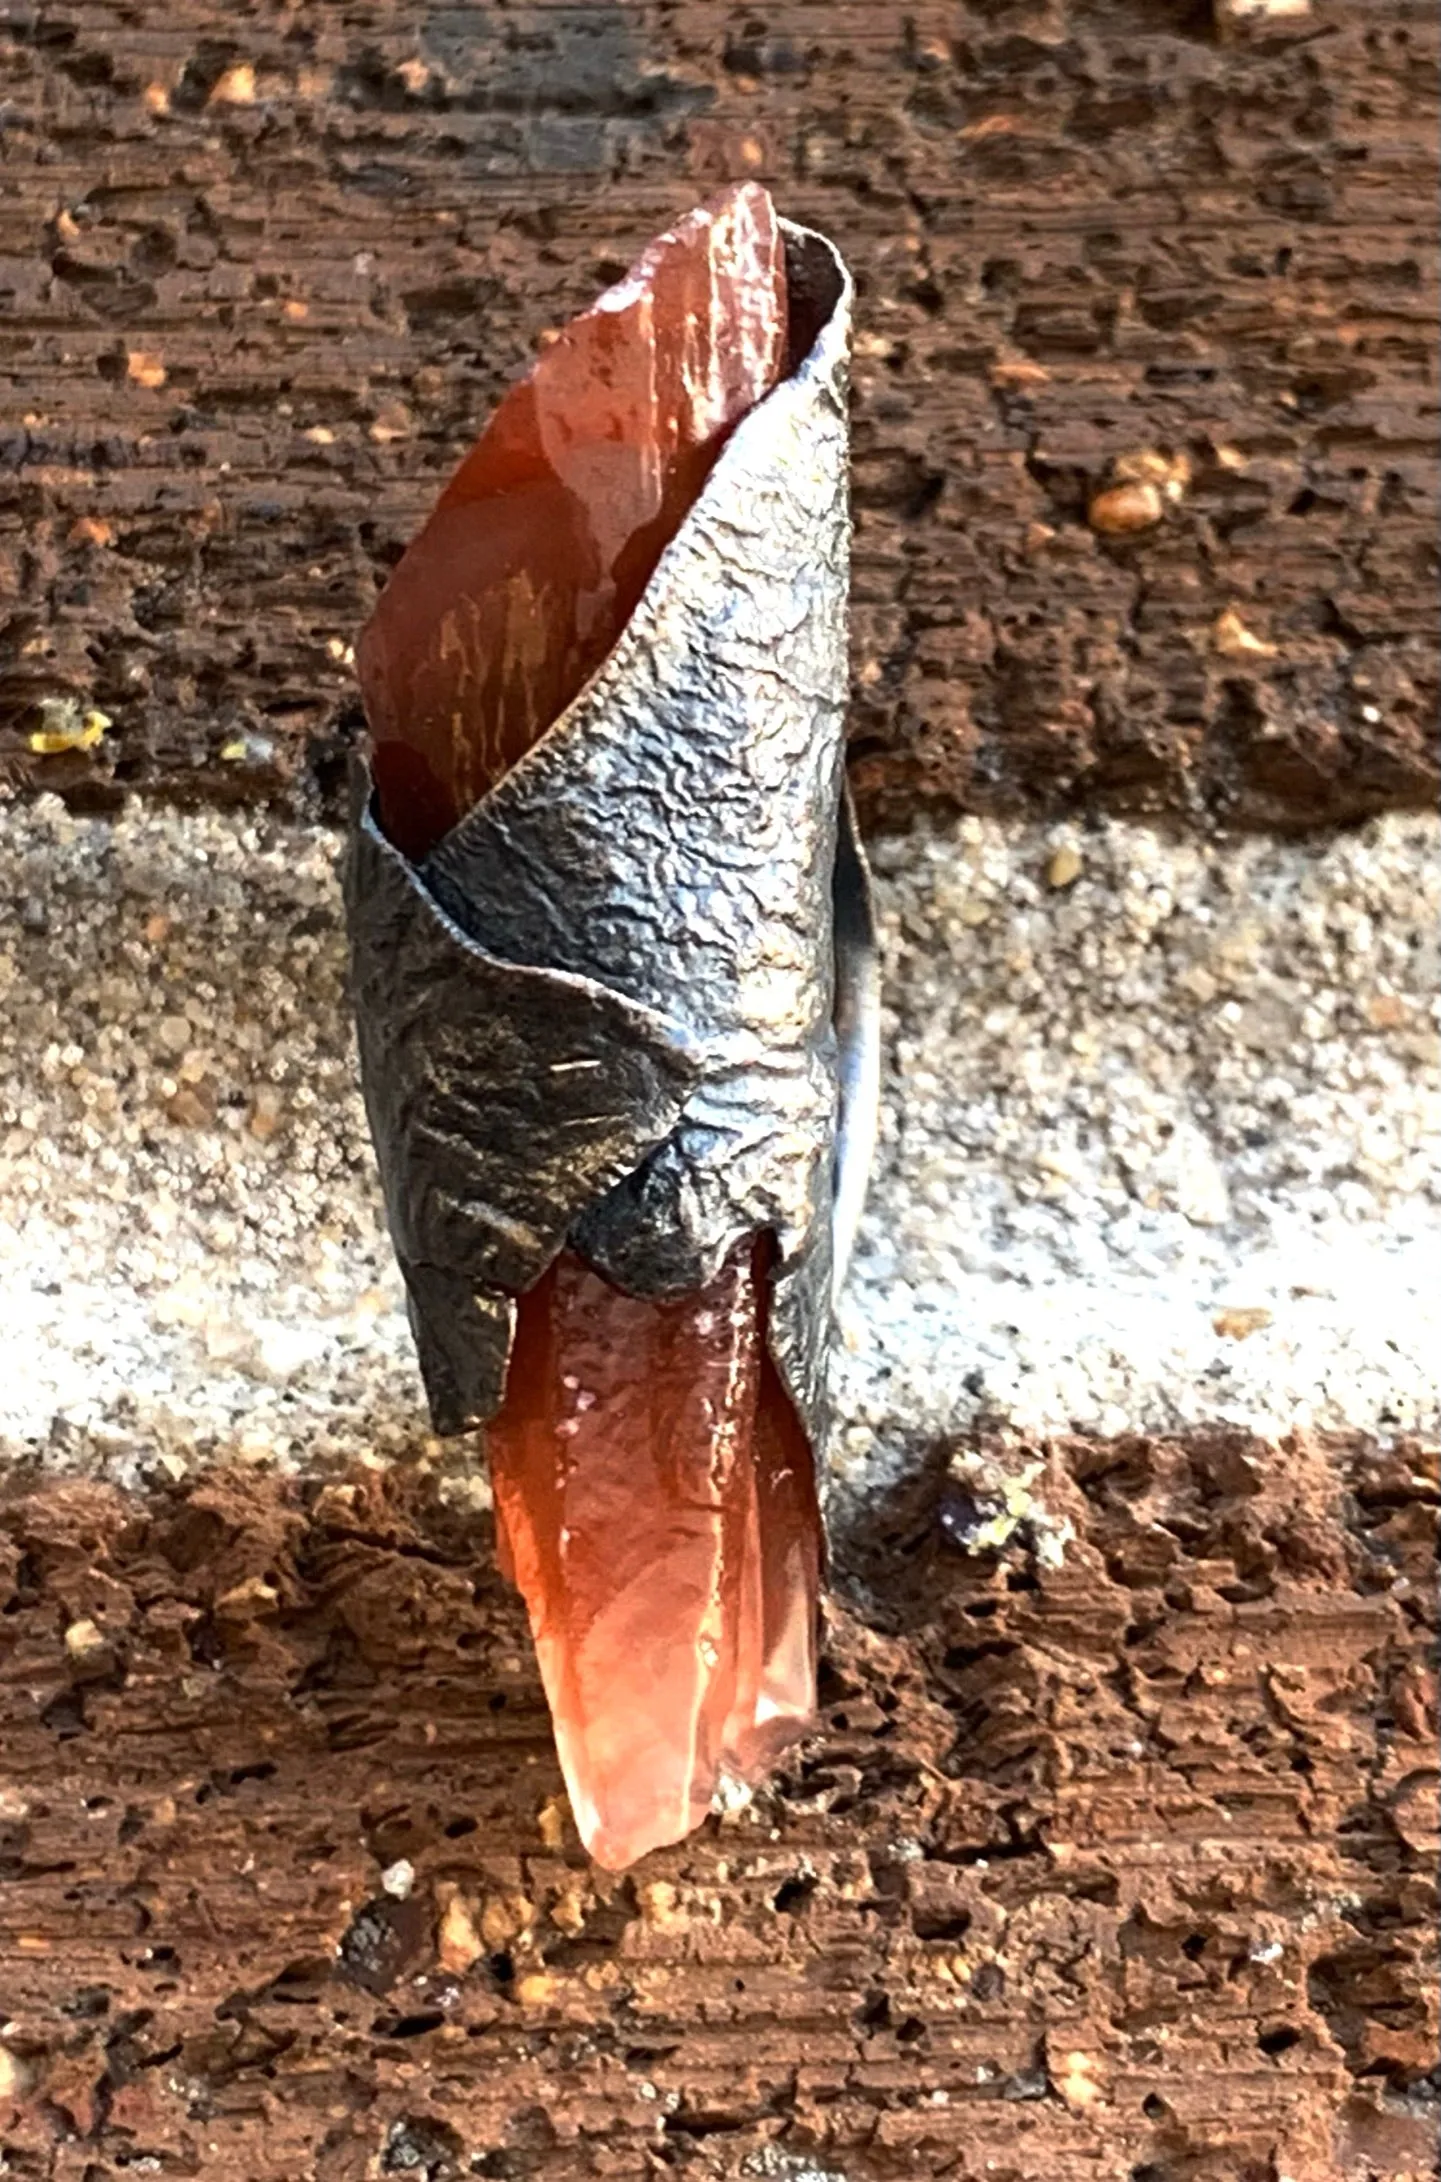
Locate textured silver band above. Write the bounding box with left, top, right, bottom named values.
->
left=345, top=218, right=875, bottom=1479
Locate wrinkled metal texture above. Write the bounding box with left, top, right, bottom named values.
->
left=831, top=784, right=881, bottom=1299
left=345, top=797, right=702, bottom=1430
left=346, top=219, right=872, bottom=1464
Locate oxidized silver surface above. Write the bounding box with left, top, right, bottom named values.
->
left=345, top=219, right=877, bottom=1472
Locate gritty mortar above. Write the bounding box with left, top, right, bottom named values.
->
left=830, top=809, right=1440, bottom=1529
left=1, top=798, right=1436, bottom=1509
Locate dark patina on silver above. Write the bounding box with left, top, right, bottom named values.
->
left=345, top=219, right=877, bottom=1473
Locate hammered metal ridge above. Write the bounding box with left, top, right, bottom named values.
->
left=347, top=220, right=866, bottom=1463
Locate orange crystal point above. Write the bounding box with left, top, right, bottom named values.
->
left=356, top=183, right=821, bottom=1870
left=489, top=1243, right=763, bottom=1869
left=358, top=179, right=789, bottom=861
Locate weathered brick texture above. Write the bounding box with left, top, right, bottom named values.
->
left=1, top=1, right=1436, bottom=825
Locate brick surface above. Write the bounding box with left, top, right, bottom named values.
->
left=0, top=1438, right=1436, bottom=2180
left=0, top=1, right=1436, bottom=825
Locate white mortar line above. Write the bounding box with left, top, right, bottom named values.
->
left=1, top=799, right=1436, bottom=1490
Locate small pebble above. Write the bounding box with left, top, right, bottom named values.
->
left=64, top=1617, right=107, bottom=1660
left=248, top=1085, right=285, bottom=1139
left=165, top=1084, right=214, bottom=1128
left=208, top=63, right=256, bottom=104
left=1089, top=481, right=1164, bottom=535
left=436, top=1887, right=483, bottom=1975
left=1213, top=1306, right=1274, bottom=1340
left=1214, top=607, right=1277, bottom=659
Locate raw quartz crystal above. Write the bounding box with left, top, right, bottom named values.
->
left=358, top=183, right=822, bottom=1869
left=361, top=180, right=793, bottom=865
left=493, top=1245, right=820, bottom=1872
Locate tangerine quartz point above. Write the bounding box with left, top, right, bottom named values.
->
left=357, top=183, right=822, bottom=1869
left=359, top=179, right=790, bottom=862
left=489, top=1242, right=820, bottom=1871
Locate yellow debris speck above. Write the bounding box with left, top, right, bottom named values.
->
left=1053, top=2048, right=1107, bottom=2113
left=637, top=1879, right=681, bottom=1928
left=127, top=350, right=167, bottom=390
left=209, top=64, right=256, bottom=105
left=549, top=1882, right=589, bottom=1937
left=215, top=1576, right=280, bottom=1617
left=248, top=1086, right=285, bottom=1139
left=990, top=356, right=1049, bottom=390
left=1213, top=1306, right=1274, bottom=1340
left=64, top=1617, right=107, bottom=1660
left=1088, top=481, right=1164, bottom=536
left=436, top=1886, right=483, bottom=1976
left=68, top=515, right=114, bottom=547
left=537, top=1795, right=567, bottom=1850
left=1113, top=448, right=1192, bottom=502
left=1213, top=607, right=1277, bottom=659
left=479, top=1891, right=534, bottom=1951
left=368, top=405, right=412, bottom=445
left=960, top=112, right=1018, bottom=142
left=28, top=704, right=111, bottom=755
